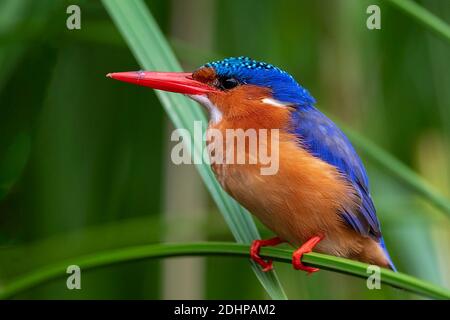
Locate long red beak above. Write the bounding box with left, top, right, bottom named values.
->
left=106, top=71, right=217, bottom=95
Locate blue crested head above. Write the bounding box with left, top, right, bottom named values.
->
left=204, top=56, right=315, bottom=107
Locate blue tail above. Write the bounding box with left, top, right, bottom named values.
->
left=380, top=237, right=397, bottom=272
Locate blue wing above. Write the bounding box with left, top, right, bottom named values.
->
left=290, top=106, right=381, bottom=239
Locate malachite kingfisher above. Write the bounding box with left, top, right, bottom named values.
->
left=107, top=56, right=396, bottom=273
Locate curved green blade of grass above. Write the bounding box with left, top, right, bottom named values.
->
left=388, top=0, right=450, bottom=42
left=1, top=242, right=449, bottom=300
left=101, top=0, right=286, bottom=299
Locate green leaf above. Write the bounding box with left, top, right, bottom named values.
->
left=1, top=242, right=448, bottom=300
left=101, top=0, right=286, bottom=299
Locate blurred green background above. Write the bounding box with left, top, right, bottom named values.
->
left=0, top=0, right=449, bottom=299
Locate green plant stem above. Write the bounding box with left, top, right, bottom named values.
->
left=388, top=0, right=450, bottom=42
left=0, top=242, right=448, bottom=300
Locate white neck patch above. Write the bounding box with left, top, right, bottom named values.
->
left=189, top=94, right=222, bottom=124
left=261, top=98, right=290, bottom=108
left=188, top=95, right=289, bottom=124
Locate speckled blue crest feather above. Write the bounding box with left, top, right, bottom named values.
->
left=205, top=56, right=316, bottom=106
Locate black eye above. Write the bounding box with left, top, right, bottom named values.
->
left=219, top=77, right=240, bottom=90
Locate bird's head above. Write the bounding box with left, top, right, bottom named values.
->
left=108, top=56, right=315, bottom=124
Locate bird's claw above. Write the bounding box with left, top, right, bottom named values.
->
left=292, top=235, right=323, bottom=275
left=292, top=257, right=320, bottom=274
left=250, top=237, right=284, bottom=272
left=255, top=258, right=274, bottom=272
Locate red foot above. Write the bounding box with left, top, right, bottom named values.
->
left=250, top=237, right=284, bottom=272
left=292, top=236, right=324, bottom=274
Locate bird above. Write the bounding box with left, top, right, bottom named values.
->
left=107, top=56, right=396, bottom=274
